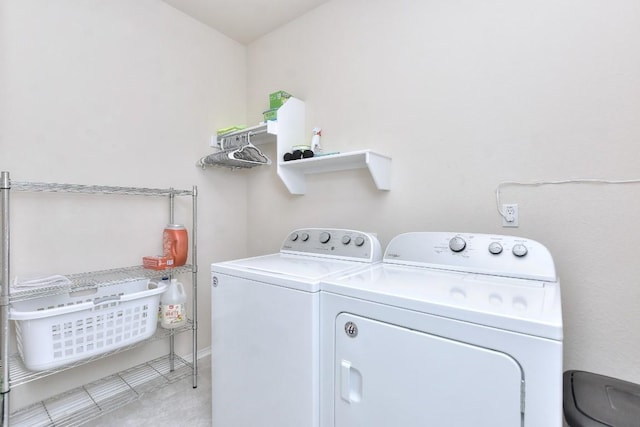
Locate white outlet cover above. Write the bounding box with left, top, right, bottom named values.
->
left=502, top=204, right=519, bottom=227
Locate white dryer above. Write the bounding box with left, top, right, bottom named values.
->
left=320, top=232, right=563, bottom=427
left=211, top=228, right=382, bottom=427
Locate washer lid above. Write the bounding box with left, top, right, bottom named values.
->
left=212, top=253, right=375, bottom=292
left=321, top=263, right=562, bottom=340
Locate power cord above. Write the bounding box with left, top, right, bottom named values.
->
left=495, top=178, right=640, bottom=221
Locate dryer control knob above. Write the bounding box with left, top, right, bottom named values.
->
left=320, top=232, right=331, bottom=244
left=449, top=236, right=466, bottom=252
left=488, top=242, right=503, bottom=255
left=354, top=236, right=365, bottom=247
left=301, top=233, right=310, bottom=242
left=512, top=243, right=528, bottom=257
left=290, top=233, right=299, bottom=241
left=342, top=235, right=351, bottom=245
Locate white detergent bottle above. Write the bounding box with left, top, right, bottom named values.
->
left=160, top=278, right=187, bottom=329
left=157, top=276, right=170, bottom=321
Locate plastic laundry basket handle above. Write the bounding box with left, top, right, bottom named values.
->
left=93, top=295, right=121, bottom=306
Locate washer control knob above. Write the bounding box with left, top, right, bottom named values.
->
left=488, top=242, right=503, bottom=255
left=342, top=235, right=351, bottom=245
left=319, top=232, right=331, bottom=244
left=512, top=243, right=528, bottom=257
left=354, top=236, right=365, bottom=247
left=290, top=233, right=299, bottom=242
left=300, top=233, right=310, bottom=242
left=449, top=236, right=467, bottom=252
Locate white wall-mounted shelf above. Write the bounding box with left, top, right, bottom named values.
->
left=278, top=150, right=391, bottom=195
left=216, top=121, right=277, bottom=147
left=275, top=98, right=392, bottom=195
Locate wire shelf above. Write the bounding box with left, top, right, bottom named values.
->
left=216, top=122, right=275, bottom=149
left=9, top=354, right=193, bottom=427
left=11, top=181, right=193, bottom=197
left=6, top=320, right=193, bottom=387
left=9, top=265, right=193, bottom=303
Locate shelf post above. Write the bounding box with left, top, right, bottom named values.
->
left=168, top=189, right=175, bottom=373
left=1, top=172, right=11, bottom=427
left=191, top=185, right=198, bottom=388
left=169, top=188, right=175, bottom=224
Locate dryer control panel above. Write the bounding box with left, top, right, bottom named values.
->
left=384, top=232, right=556, bottom=282
left=281, top=228, right=382, bottom=262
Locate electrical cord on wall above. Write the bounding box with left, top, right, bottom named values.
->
left=495, top=178, right=640, bottom=221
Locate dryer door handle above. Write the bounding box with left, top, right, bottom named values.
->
left=340, top=360, right=362, bottom=403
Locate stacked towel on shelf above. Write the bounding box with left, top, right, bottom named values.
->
left=12, top=275, right=72, bottom=291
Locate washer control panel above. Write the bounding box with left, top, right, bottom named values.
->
left=384, top=232, right=556, bottom=282
left=281, top=228, right=382, bottom=262
left=447, top=236, right=530, bottom=258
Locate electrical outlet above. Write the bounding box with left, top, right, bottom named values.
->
left=502, top=204, right=519, bottom=227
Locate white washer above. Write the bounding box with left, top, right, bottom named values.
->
left=320, top=232, right=563, bottom=427
left=211, top=228, right=382, bottom=427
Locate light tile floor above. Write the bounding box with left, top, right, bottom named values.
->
left=90, top=355, right=211, bottom=426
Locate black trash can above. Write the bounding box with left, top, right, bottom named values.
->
left=564, top=370, right=640, bottom=427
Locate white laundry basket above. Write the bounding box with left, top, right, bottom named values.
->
left=10, top=278, right=167, bottom=371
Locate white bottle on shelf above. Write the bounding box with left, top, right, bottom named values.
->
left=160, top=279, right=187, bottom=329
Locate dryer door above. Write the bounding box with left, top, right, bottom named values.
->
left=334, top=313, right=523, bottom=427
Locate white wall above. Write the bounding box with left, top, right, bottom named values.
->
left=247, top=0, right=640, bottom=384
left=0, top=0, right=248, bottom=409
left=2, top=0, right=640, bottom=415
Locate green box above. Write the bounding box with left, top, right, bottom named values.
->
left=263, top=108, right=278, bottom=122
left=269, top=90, right=291, bottom=109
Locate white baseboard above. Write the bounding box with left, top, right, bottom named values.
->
left=180, top=346, right=211, bottom=362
